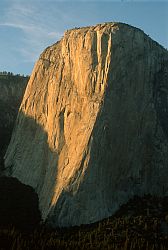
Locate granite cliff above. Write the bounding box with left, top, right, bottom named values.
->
left=4, top=22, right=168, bottom=227
left=0, top=74, right=28, bottom=172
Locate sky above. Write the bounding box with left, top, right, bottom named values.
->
left=0, top=0, right=168, bottom=76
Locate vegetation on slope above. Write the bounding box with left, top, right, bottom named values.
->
left=0, top=194, right=168, bottom=249
left=0, top=176, right=41, bottom=231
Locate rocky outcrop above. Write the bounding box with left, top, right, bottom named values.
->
left=4, top=22, right=168, bottom=227
left=0, top=74, right=28, bottom=172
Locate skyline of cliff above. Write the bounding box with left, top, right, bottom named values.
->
left=0, top=0, right=168, bottom=75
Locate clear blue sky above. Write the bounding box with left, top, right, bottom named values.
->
left=0, top=0, right=168, bottom=75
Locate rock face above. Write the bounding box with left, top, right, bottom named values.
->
left=4, top=23, right=168, bottom=227
left=0, top=74, right=28, bottom=172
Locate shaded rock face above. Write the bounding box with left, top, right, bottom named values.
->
left=4, top=23, right=168, bottom=227
left=0, top=176, right=41, bottom=230
left=0, top=75, right=28, bottom=172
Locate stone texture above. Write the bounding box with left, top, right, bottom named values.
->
left=4, top=22, right=168, bottom=227
left=0, top=74, right=28, bottom=172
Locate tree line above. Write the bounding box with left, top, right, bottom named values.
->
left=0, top=71, right=29, bottom=77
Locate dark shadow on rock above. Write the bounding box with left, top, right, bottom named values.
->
left=0, top=176, right=41, bottom=231
left=0, top=75, right=28, bottom=174
left=153, top=60, right=168, bottom=140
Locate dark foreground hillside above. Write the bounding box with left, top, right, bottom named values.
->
left=0, top=176, right=41, bottom=232
left=0, top=194, right=168, bottom=250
